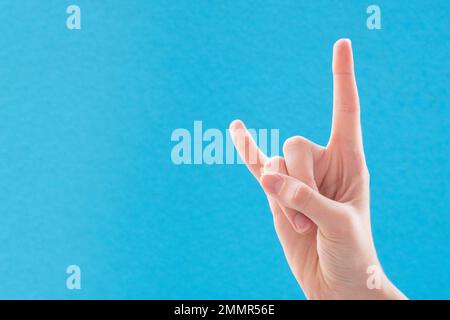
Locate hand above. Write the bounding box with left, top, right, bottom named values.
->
left=229, top=39, right=406, bottom=300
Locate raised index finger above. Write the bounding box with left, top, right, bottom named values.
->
left=330, top=39, right=362, bottom=148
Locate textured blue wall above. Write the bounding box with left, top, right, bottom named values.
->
left=0, top=0, right=448, bottom=299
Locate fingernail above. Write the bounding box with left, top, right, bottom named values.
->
left=263, top=159, right=276, bottom=173
left=294, top=214, right=311, bottom=233
left=229, top=119, right=244, bottom=133
left=336, top=38, right=351, bottom=47
left=261, top=174, right=284, bottom=194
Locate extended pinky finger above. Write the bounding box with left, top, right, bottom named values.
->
left=229, top=119, right=267, bottom=179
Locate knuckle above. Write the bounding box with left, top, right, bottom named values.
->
left=283, top=136, right=309, bottom=154
left=334, top=208, right=358, bottom=234
left=293, top=184, right=313, bottom=210
left=339, top=211, right=355, bottom=227
left=264, top=156, right=285, bottom=172
left=334, top=103, right=359, bottom=113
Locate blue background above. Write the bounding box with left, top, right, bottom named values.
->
left=0, top=0, right=448, bottom=299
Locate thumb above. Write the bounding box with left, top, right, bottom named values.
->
left=260, top=173, right=348, bottom=232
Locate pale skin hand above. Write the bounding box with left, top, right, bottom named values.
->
left=229, top=39, right=406, bottom=300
